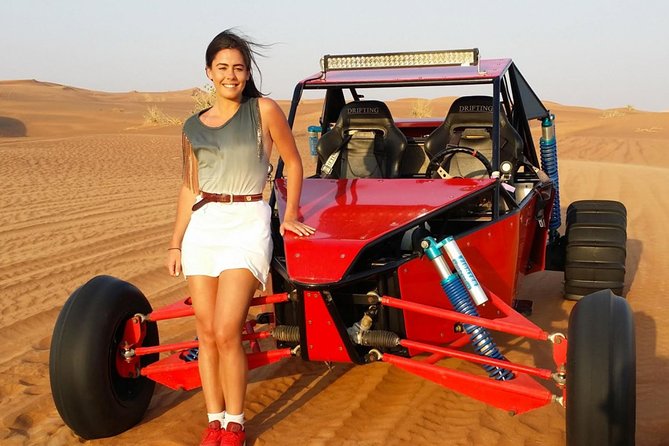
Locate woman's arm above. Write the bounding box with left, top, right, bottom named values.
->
left=260, top=97, right=315, bottom=237
left=165, top=131, right=199, bottom=276
left=165, top=184, right=196, bottom=276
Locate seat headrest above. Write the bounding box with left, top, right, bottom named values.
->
left=448, top=95, right=495, bottom=114
left=336, top=100, right=396, bottom=132
left=317, top=99, right=408, bottom=179
left=424, top=95, right=524, bottom=167
left=443, top=95, right=515, bottom=129
left=446, top=96, right=495, bottom=126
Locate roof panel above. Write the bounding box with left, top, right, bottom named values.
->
left=301, top=59, right=512, bottom=87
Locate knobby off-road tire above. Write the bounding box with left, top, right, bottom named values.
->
left=49, top=275, right=159, bottom=439
left=566, top=289, right=636, bottom=446
left=564, top=200, right=627, bottom=300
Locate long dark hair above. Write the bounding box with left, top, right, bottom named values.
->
left=205, top=29, right=266, bottom=98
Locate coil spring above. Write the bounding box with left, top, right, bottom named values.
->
left=359, top=330, right=400, bottom=348
left=272, top=325, right=300, bottom=343
left=540, top=132, right=561, bottom=231
left=442, top=276, right=514, bottom=380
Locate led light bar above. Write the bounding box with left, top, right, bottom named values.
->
left=320, top=49, right=479, bottom=72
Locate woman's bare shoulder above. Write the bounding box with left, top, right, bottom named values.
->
left=258, top=97, right=286, bottom=120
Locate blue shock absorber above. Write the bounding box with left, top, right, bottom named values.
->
left=422, top=237, right=514, bottom=380
left=441, top=275, right=514, bottom=380
left=540, top=115, right=561, bottom=237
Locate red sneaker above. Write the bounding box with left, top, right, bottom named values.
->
left=220, top=422, right=246, bottom=446
left=200, top=420, right=223, bottom=446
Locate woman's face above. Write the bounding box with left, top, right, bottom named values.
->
left=206, top=48, right=249, bottom=102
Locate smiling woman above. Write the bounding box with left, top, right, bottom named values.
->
left=204, top=30, right=265, bottom=102
left=164, top=29, right=315, bottom=446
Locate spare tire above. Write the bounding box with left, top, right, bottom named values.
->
left=564, top=200, right=627, bottom=300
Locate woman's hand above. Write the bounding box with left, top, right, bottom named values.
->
left=165, top=248, right=183, bottom=277
left=280, top=218, right=316, bottom=237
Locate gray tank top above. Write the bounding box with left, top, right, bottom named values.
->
left=182, top=97, right=269, bottom=195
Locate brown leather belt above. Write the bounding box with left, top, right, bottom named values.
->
left=192, top=191, right=263, bottom=212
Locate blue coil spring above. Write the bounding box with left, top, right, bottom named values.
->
left=539, top=128, right=561, bottom=231
left=181, top=337, right=199, bottom=362
left=442, top=275, right=514, bottom=380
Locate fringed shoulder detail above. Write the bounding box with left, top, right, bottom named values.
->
left=254, top=97, right=265, bottom=161
left=181, top=132, right=199, bottom=192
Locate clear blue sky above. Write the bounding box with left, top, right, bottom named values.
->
left=1, top=0, right=667, bottom=111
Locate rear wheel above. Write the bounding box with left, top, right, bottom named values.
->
left=566, top=289, right=636, bottom=446
left=564, top=200, right=627, bottom=300
left=49, top=275, right=159, bottom=439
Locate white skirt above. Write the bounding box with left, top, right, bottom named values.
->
left=181, top=199, right=273, bottom=290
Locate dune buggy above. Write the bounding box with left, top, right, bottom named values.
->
left=50, top=49, right=635, bottom=445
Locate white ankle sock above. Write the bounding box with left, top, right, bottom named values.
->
left=225, top=412, right=245, bottom=428
left=207, top=411, right=226, bottom=425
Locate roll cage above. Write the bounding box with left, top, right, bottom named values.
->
left=273, top=53, right=549, bottom=182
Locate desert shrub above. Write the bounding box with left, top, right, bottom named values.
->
left=143, top=106, right=182, bottom=126
left=192, top=85, right=216, bottom=113
left=601, top=105, right=637, bottom=119
left=634, top=127, right=661, bottom=133
left=410, top=99, right=432, bottom=118
left=601, top=109, right=625, bottom=119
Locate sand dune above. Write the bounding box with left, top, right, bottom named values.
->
left=0, top=80, right=667, bottom=445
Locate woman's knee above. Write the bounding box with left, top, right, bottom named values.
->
left=214, top=325, right=242, bottom=351
left=196, top=321, right=217, bottom=347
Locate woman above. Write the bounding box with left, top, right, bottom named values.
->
left=165, top=29, right=315, bottom=446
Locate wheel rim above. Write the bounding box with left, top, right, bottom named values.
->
left=108, top=313, right=148, bottom=406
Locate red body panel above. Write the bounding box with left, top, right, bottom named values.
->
left=398, top=257, right=463, bottom=346
left=274, top=177, right=496, bottom=284
left=303, top=291, right=352, bottom=362
left=449, top=213, right=520, bottom=302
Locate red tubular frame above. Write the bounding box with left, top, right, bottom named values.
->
left=120, top=287, right=568, bottom=411
left=378, top=294, right=565, bottom=413
left=118, top=292, right=292, bottom=390
left=140, top=348, right=293, bottom=391
left=382, top=353, right=553, bottom=414
left=133, top=331, right=273, bottom=357
left=400, top=339, right=553, bottom=380
left=146, top=293, right=290, bottom=322
left=381, top=295, right=549, bottom=341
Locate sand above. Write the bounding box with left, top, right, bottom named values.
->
left=0, top=80, right=667, bottom=445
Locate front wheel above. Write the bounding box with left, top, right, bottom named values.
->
left=566, top=289, right=636, bottom=446
left=49, top=275, right=159, bottom=439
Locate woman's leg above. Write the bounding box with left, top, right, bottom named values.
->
left=214, top=268, right=259, bottom=416
left=188, top=275, right=226, bottom=414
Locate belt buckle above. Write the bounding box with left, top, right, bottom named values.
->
left=223, top=194, right=234, bottom=204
